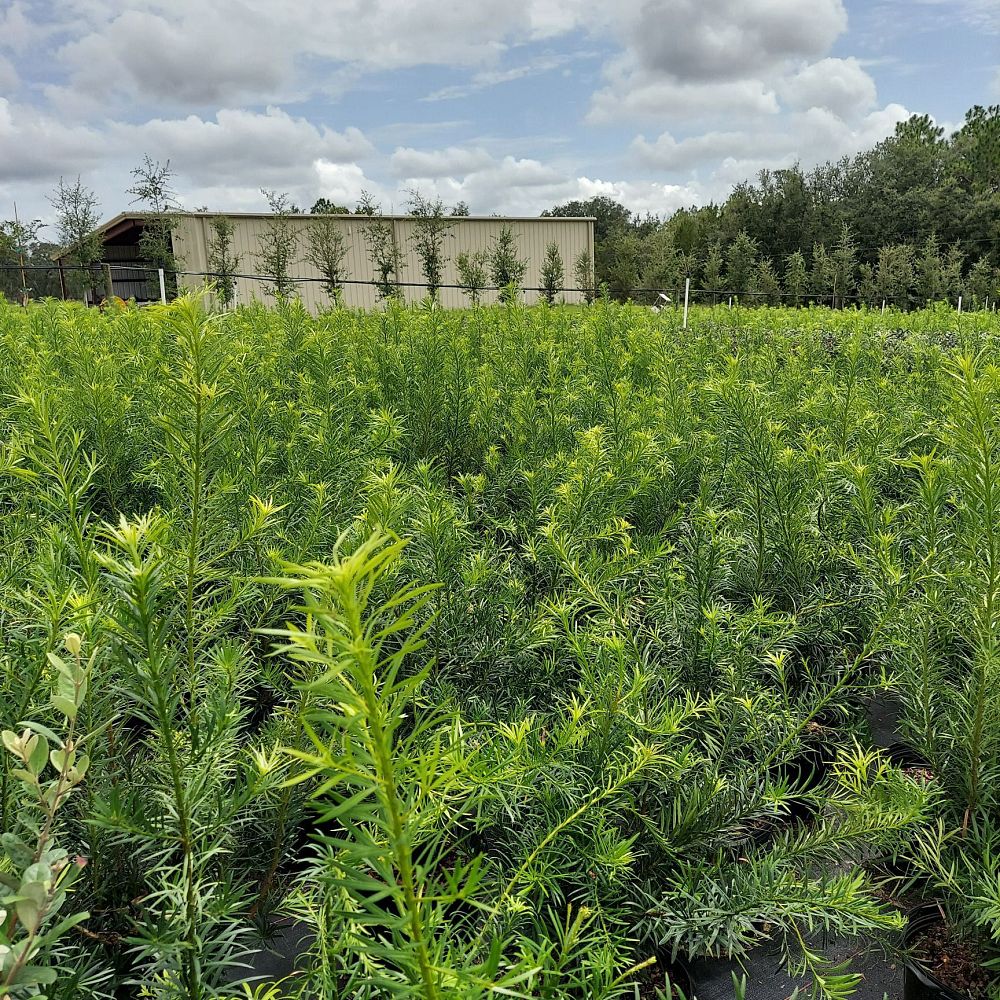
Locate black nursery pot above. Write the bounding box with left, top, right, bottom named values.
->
left=885, top=741, right=933, bottom=772
left=902, top=904, right=982, bottom=1000
left=775, top=739, right=830, bottom=824
left=668, top=960, right=697, bottom=1000
left=651, top=959, right=697, bottom=1000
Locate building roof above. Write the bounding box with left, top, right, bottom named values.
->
left=52, top=210, right=596, bottom=262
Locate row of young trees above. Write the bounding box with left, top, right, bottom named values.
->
left=211, top=187, right=588, bottom=306
left=544, top=104, right=1000, bottom=309
left=603, top=224, right=997, bottom=309
left=2, top=160, right=588, bottom=307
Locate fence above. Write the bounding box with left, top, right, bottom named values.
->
left=0, top=263, right=996, bottom=316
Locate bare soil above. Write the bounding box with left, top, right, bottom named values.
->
left=911, top=917, right=993, bottom=999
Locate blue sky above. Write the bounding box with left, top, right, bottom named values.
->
left=0, top=0, right=997, bottom=227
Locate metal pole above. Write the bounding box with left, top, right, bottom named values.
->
left=13, top=202, right=27, bottom=306
left=682, top=277, right=690, bottom=330
left=159, top=268, right=166, bottom=304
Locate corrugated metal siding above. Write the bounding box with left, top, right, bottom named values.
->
left=173, top=215, right=593, bottom=310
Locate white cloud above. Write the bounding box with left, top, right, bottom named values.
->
left=314, top=162, right=376, bottom=210
left=627, top=0, right=847, bottom=81
left=41, top=0, right=599, bottom=109
left=390, top=146, right=495, bottom=177
left=574, top=177, right=703, bottom=215
left=779, top=57, right=878, bottom=118
left=0, top=99, right=108, bottom=183
left=631, top=130, right=775, bottom=170
left=589, top=64, right=781, bottom=124
left=120, top=109, right=372, bottom=182
left=632, top=102, right=913, bottom=195
left=322, top=147, right=703, bottom=217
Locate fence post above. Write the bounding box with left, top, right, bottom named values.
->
left=104, top=264, right=114, bottom=302
left=881, top=299, right=886, bottom=315
left=682, top=277, right=690, bottom=330
left=957, top=295, right=962, bottom=315
left=158, top=269, right=167, bottom=305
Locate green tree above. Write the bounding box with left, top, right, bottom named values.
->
left=540, top=242, right=564, bottom=304
left=305, top=215, right=351, bottom=304
left=604, top=231, right=642, bottom=300
left=724, top=230, right=759, bottom=301
left=784, top=250, right=808, bottom=305
left=256, top=189, right=300, bottom=300
left=455, top=250, right=488, bottom=305
left=0, top=215, right=44, bottom=305
left=857, top=263, right=878, bottom=309
left=702, top=242, right=724, bottom=305
left=916, top=235, right=944, bottom=303
left=756, top=258, right=781, bottom=305
left=310, top=197, right=350, bottom=214
left=407, top=191, right=453, bottom=300
left=876, top=243, right=914, bottom=307
left=574, top=248, right=595, bottom=304
left=126, top=156, right=182, bottom=296
left=206, top=215, right=241, bottom=308
left=831, top=225, right=857, bottom=308
left=967, top=255, right=997, bottom=307
left=487, top=226, right=528, bottom=303
left=358, top=191, right=404, bottom=302
left=811, top=242, right=835, bottom=305
left=48, top=177, right=102, bottom=300
left=943, top=243, right=965, bottom=302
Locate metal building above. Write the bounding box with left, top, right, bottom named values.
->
left=54, top=211, right=595, bottom=309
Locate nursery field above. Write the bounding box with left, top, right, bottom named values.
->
left=1, top=297, right=1000, bottom=1000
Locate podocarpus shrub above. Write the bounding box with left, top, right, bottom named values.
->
left=0, top=296, right=995, bottom=997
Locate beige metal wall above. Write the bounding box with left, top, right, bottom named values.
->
left=173, top=213, right=594, bottom=310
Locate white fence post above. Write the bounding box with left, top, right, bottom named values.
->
left=881, top=299, right=886, bottom=315
left=682, top=277, right=690, bottom=330
left=158, top=269, right=167, bottom=305
left=957, top=295, right=962, bottom=315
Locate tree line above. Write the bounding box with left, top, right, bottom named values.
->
left=543, top=105, right=1000, bottom=308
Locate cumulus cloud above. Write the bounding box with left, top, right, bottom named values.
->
left=319, top=146, right=702, bottom=217
left=0, top=99, right=108, bottom=183
left=58, top=9, right=290, bottom=107
left=632, top=102, right=912, bottom=195
left=120, top=109, right=372, bottom=183
left=390, top=146, right=495, bottom=177
left=38, top=0, right=601, bottom=110
left=779, top=57, right=877, bottom=118
left=627, top=0, right=847, bottom=81
left=631, top=130, right=776, bottom=170
left=588, top=65, right=780, bottom=124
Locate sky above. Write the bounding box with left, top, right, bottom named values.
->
left=0, top=0, right=998, bottom=231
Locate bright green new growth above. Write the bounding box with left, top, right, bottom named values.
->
left=0, top=295, right=996, bottom=999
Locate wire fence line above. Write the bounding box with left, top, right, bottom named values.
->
left=0, top=262, right=995, bottom=310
